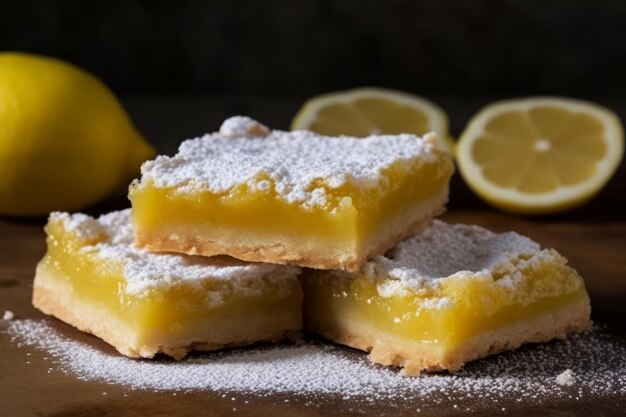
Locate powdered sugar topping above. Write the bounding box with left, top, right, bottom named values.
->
left=359, top=220, right=574, bottom=298
left=135, top=116, right=446, bottom=208
left=50, top=211, right=108, bottom=240
left=48, top=210, right=300, bottom=301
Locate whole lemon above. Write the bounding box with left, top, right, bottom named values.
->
left=0, top=52, right=155, bottom=216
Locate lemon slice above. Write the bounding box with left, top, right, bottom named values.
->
left=291, top=87, right=453, bottom=152
left=456, top=97, right=624, bottom=214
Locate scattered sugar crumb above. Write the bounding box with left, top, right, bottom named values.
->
left=6, top=319, right=626, bottom=410
left=219, top=116, right=269, bottom=138
left=3, top=310, right=14, bottom=321
left=556, top=369, right=576, bottom=386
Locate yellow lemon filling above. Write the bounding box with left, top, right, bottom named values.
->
left=33, top=210, right=302, bottom=359
left=130, top=159, right=451, bottom=253
left=304, top=264, right=587, bottom=349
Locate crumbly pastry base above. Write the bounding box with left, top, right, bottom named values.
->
left=134, top=190, right=448, bottom=272
left=32, top=266, right=301, bottom=360
left=306, top=296, right=591, bottom=376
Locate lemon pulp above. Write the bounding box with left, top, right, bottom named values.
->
left=306, top=97, right=432, bottom=137
left=291, top=87, right=454, bottom=152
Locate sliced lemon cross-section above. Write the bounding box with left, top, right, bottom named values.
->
left=456, top=97, right=624, bottom=214
left=291, top=87, right=453, bottom=152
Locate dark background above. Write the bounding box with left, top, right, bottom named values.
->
left=1, top=0, right=625, bottom=216
left=3, top=0, right=626, bottom=96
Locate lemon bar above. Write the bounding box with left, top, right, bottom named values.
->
left=128, top=116, right=453, bottom=271
left=303, top=220, right=591, bottom=375
left=32, top=210, right=302, bottom=359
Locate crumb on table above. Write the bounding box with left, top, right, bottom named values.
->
left=556, top=369, right=576, bottom=386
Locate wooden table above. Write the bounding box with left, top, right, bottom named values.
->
left=1, top=207, right=625, bottom=417
left=1, top=96, right=625, bottom=416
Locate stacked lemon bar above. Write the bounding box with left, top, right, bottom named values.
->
left=33, top=116, right=590, bottom=375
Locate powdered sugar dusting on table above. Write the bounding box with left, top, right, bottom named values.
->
left=6, top=320, right=626, bottom=407
left=135, top=116, right=447, bottom=207
left=48, top=210, right=299, bottom=300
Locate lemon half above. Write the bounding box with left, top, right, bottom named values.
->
left=291, top=87, right=453, bottom=152
left=456, top=97, right=624, bottom=214
left=0, top=52, right=155, bottom=216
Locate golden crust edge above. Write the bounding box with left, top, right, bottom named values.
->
left=306, top=296, right=591, bottom=376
